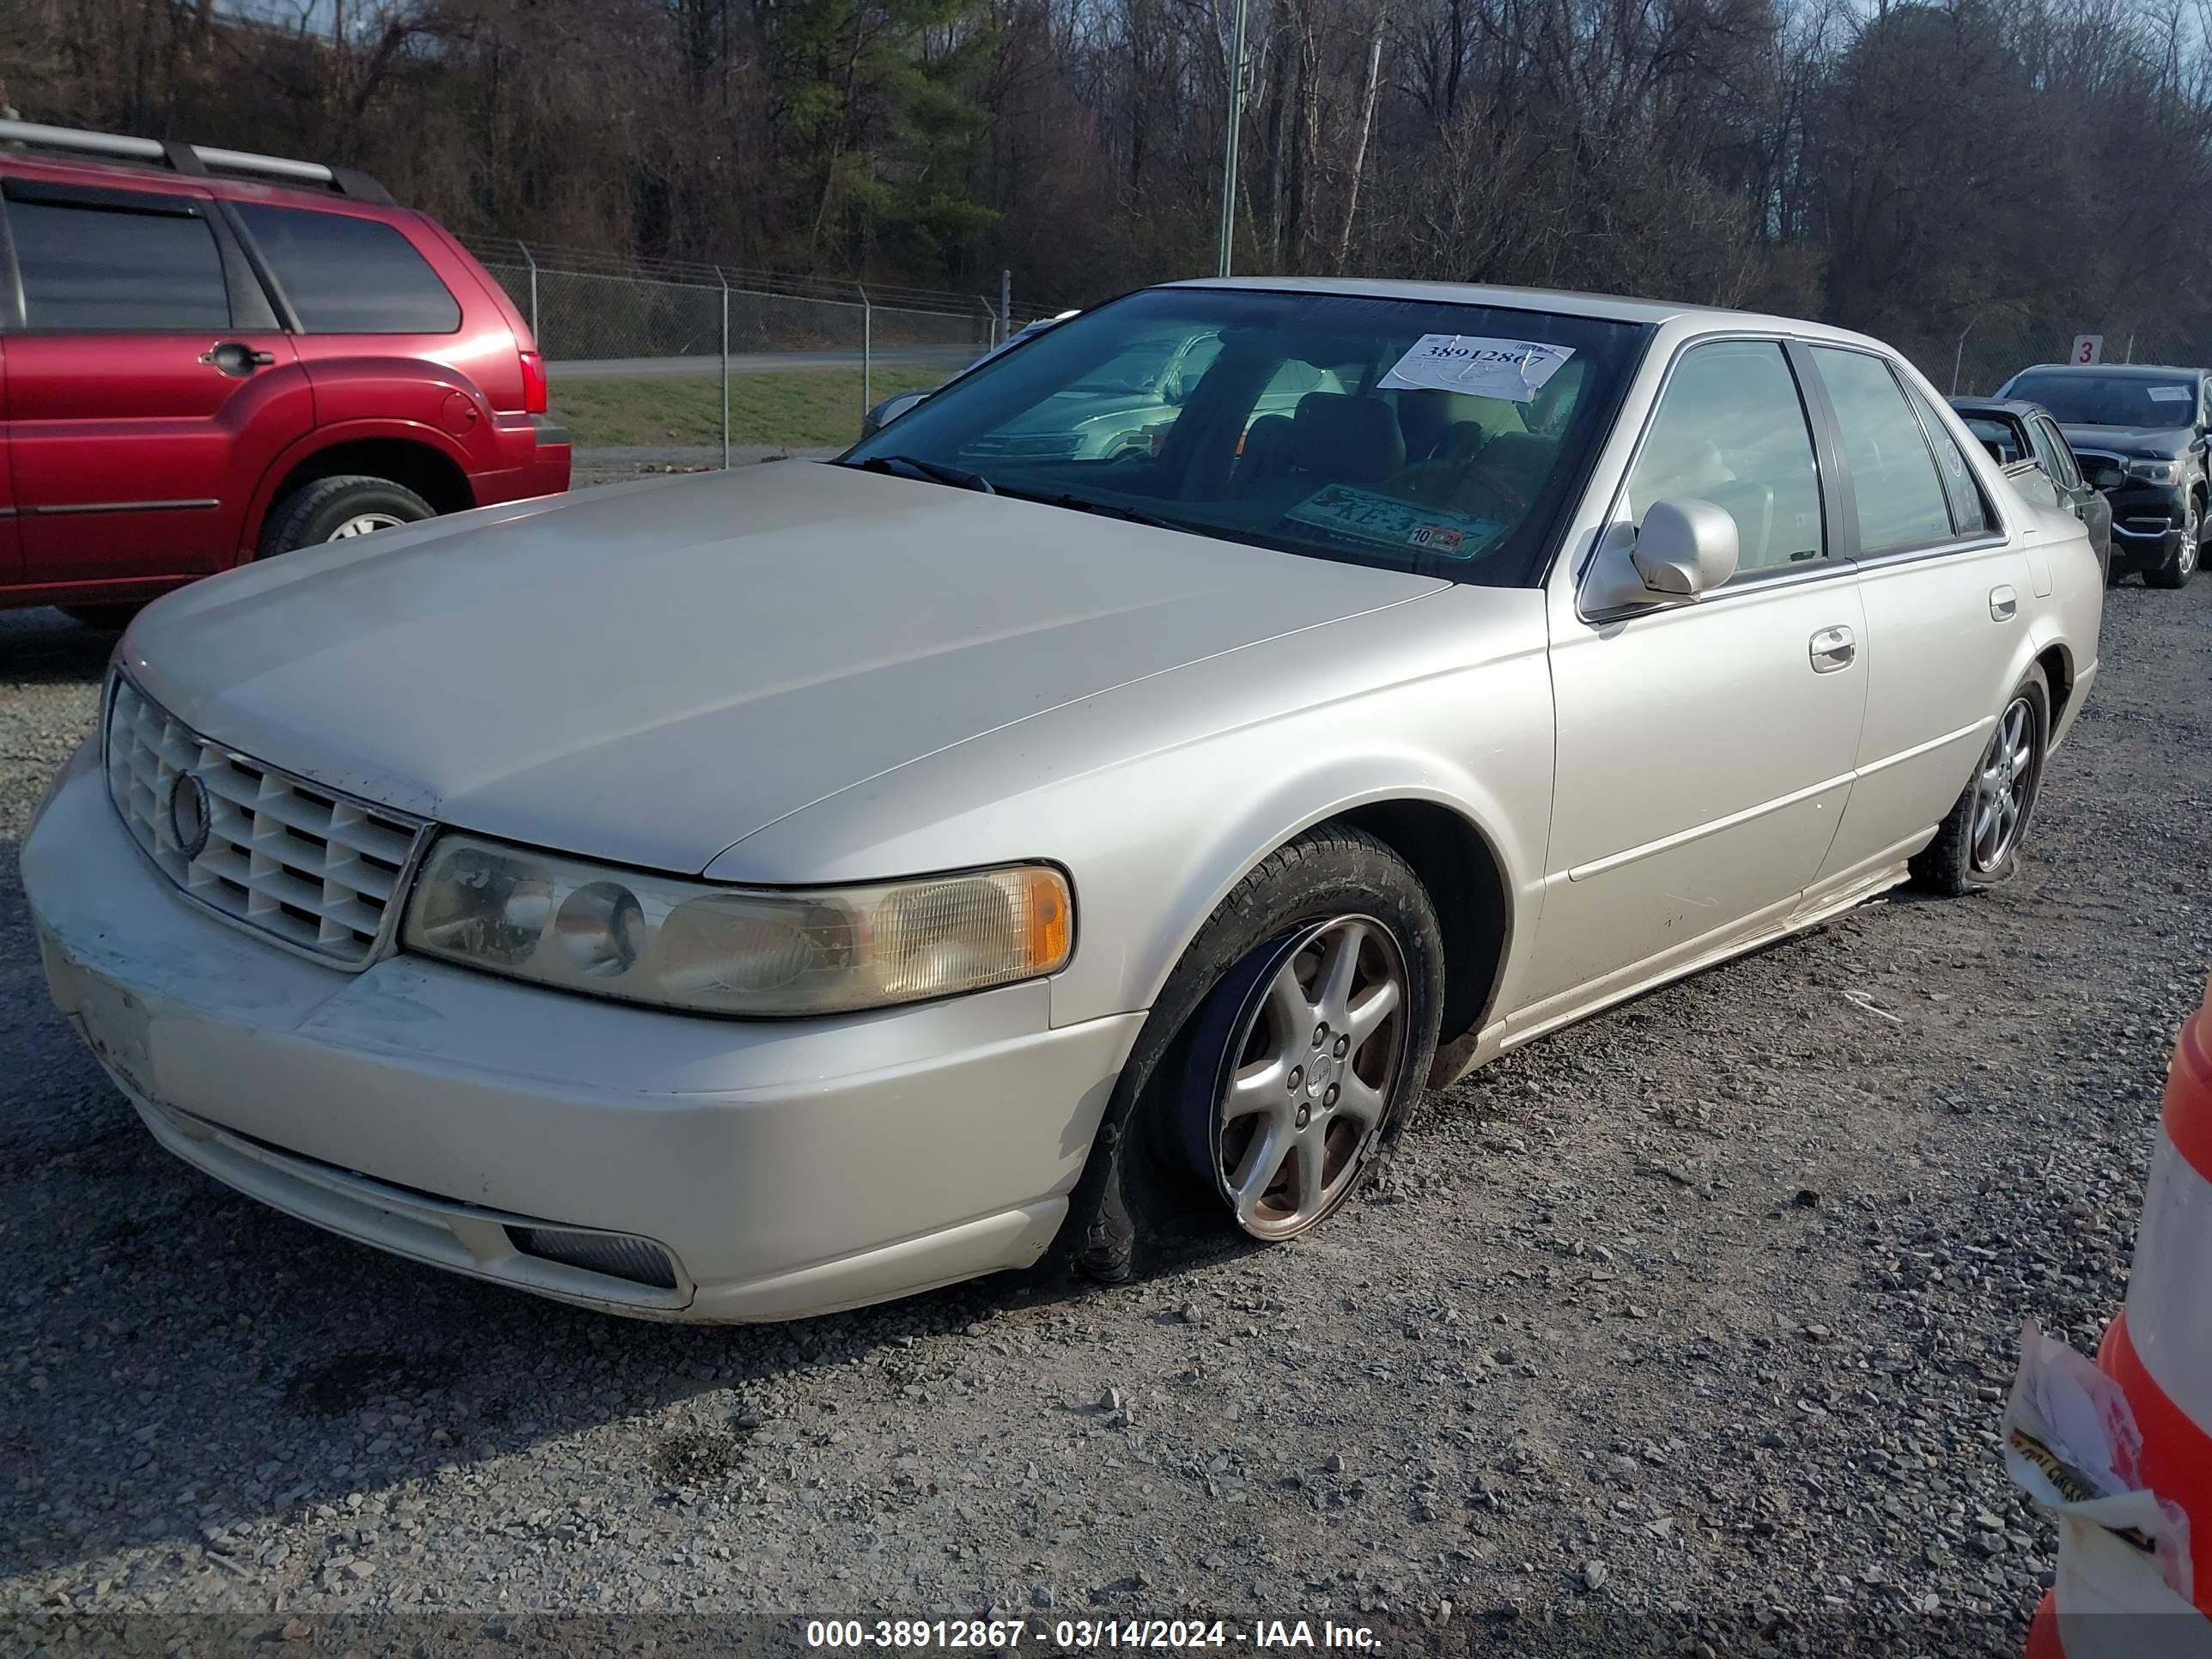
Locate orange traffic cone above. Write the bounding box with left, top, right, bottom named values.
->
left=2023, top=974, right=2212, bottom=1656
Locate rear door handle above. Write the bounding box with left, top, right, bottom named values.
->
left=1809, top=624, right=1856, bottom=673
left=1989, top=585, right=2019, bottom=621
left=199, top=341, right=276, bottom=377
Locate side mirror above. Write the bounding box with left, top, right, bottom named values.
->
left=1583, top=499, right=1740, bottom=613
left=861, top=391, right=929, bottom=437
left=2087, top=462, right=2124, bottom=491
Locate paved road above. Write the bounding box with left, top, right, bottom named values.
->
left=547, top=344, right=979, bottom=381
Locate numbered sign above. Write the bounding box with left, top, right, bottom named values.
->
left=2070, top=334, right=2104, bottom=365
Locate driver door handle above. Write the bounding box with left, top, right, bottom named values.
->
left=199, top=341, right=276, bottom=377
left=1809, top=624, right=1856, bottom=673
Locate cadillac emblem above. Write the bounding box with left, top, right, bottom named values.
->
left=167, top=773, right=211, bottom=860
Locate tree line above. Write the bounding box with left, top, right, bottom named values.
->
left=9, top=0, right=2212, bottom=375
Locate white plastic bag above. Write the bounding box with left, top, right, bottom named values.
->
left=2003, top=1320, right=2211, bottom=1659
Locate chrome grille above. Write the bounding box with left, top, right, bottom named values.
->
left=104, top=676, right=427, bottom=965
left=963, top=432, right=1085, bottom=459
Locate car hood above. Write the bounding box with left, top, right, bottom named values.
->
left=2057, top=423, right=2194, bottom=459
left=123, top=463, right=1443, bottom=873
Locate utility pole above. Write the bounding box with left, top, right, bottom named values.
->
left=1217, top=0, right=1250, bottom=277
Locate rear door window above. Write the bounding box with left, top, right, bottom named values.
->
left=1811, top=348, right=1960, bottom=553
left=234, top=204, right=461, bottom=333
left=1902, top=381, right=1991, bottom=535
left=2033, top=419, right=2083, bottom=489
left=7, top=194, right=231, bottom=331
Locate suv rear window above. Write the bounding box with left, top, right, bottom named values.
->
left=235, top=204, right=461, bottom=333
left=9, top=198, right=231, bottom=331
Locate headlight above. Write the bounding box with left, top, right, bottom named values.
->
left=401, top=833, right=1073, bottom=1017
left=2126, top=457, right=2181, bottom=483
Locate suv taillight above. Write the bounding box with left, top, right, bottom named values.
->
left=519, top=349, right=549, bottom=416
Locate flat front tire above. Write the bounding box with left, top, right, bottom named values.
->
left=1060, top=823, right=1446, bottom=1284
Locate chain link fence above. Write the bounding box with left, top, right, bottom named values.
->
left=460, top=238, right=1055, bottom=480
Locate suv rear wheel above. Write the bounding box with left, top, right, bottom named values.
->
left=259, top=476, right=434, bottom=559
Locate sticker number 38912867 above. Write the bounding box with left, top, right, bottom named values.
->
left=1377, top=335, right=1576, bottom=403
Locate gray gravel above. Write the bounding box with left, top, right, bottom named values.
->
left=2, top=572, right=2207, bottom=1656
left=572, top=446, right=839, bottom=490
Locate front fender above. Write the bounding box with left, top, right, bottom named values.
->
left=711, top=592, right=1556, bottom=1033
left=1087, top=747, right=1541, bottom=1034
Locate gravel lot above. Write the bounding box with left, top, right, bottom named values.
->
left=2, top=570, right=2207, bottom=1656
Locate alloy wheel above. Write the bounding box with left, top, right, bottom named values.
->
left=328, top=512, right=408, bottom=541
left=1206, top=916, right=1412, bottom=1240
left=1969, top=695, right=2041, bottom=874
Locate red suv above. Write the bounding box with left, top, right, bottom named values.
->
left=0, top=120, right=569, bottom=625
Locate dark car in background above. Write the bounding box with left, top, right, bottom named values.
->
left=0, top=118, right=569, bottom=626
left=1951, top=397, right=2112, bottom=582
left=1994, top=362, right=2209, bottom=586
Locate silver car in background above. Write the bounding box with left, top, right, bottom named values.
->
left=23, top=278, right=2101, bottom=1321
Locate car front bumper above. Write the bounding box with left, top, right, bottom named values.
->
left=2100, top=480, right=2189, bottom=574
left=22, top=742, right=1140, bottom=1322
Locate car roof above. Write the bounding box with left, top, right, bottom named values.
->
left=1949, top=397, right=2045, bottom=418
left=0, top=146, right=402, bottom=217
left=2008, top=362, right=2205, bottom=379
left=1160, top=276, right=1893, bottom=344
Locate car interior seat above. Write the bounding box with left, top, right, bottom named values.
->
left=1288, top=392, right=1407, bottom=483
left=1235, top=413, right=1297, bottom=489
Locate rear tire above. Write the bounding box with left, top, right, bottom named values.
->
left=1908, top=665, right=2051, bottom=896
left=258, top=475, right=434, bottom=559
left=1056, top=824, right=1445, bottom=1285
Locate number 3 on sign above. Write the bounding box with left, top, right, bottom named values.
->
left=2072, top=334, right=2104, bottom=364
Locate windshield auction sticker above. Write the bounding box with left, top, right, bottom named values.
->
left=1376, top=334, right=1575, bottom=402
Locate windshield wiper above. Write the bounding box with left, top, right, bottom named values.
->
left=992, top=485, right=1184, bottom=532
left=846, top=454, right=996, bottom=494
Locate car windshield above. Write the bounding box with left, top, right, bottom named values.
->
left=2008, top=372, right=2197, bottom=428
left=839, top=287, right=1650, bottom=584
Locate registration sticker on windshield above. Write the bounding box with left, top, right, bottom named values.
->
left=2148, top=385, right=2193, bottom=402
left=1377, top=335, right=1575, bottom=402
left=1285, top=484, right=1499, bottom=558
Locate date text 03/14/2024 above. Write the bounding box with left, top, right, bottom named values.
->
left=804, top=1619, right=1383, bottom=1650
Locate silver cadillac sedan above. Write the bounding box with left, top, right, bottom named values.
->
left=23, top=278, right=2101, bottom=1321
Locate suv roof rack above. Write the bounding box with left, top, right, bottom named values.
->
left=0, top=118, right=393, bottom=204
